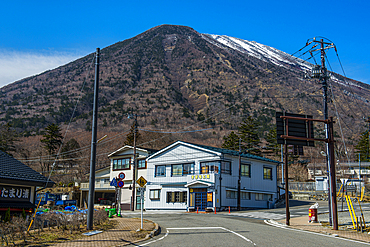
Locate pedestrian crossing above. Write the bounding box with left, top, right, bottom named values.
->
left=120, top=210, right=295, bottom=220
left=227, top=212, right=298, bottom=220
left=121, top=210, right=186, bottom=215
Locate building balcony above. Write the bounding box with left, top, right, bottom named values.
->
left=360, top=170, right=370, bottom=175
left=80, top=182, right=115, bottom=190
left=343, top=170, right=355, bottom=175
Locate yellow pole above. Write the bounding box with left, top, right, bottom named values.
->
left=337, top=183, right=343, bottom=197
left=349, top=196, right=358, bottom=227
left=27, top=194, right=43, bottom=233
left=345, top=195, right=356, bottom=229
left=358, top=199, right=367, bottom=229
left=360, top=187, right=365, bottom=202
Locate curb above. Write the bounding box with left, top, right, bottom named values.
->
left=146, top=222, right=160, bottom=238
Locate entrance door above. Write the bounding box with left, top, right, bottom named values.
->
left=195, top=192, right=207, bottom=211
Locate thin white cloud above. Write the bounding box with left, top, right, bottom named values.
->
left=0, top=50, right=84, bottom=88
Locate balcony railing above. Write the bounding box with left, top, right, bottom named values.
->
left=343, top=170, right=355, bottom=175
left=80, top=182, right=115, bottom=189
left=360, top=170, right=370, bottom=175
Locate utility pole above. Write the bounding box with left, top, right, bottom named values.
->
left=131, top=114, right=138, bottom=211
left=87, top=48, right=100, bottom=230
left=310, top=38, right=338, bottom=230
left=284, top=143, right=289, bottom=225
left=365, top=117, right=370, bottom=161
left=237, top=138, right=241, bottom=211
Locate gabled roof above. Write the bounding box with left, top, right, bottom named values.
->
left=147, top=140, right=280, bottom=164
left=0, top=150, right=54, bottom=187
left=191, top=142, right=280, bottom=164
left=108, top=145, right=158, bottom=157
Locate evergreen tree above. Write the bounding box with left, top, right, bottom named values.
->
left=355, top=131, right=370, bottom=161
left=40, top=123, right=63, bottom=172
left=265, top=127, right=279, bottom=157
left=0, top=123, right=19, bottom=155
left=61, top=138, right=81, bottom=168
left=238, top=116, right=261, bottom=156
left=221, top=131, right=239, bottom=151
left=124, top=121, right=140, bottom=146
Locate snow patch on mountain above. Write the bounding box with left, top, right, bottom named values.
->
left=204, top=34, right=312, bottom=71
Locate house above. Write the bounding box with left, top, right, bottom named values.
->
left=308, top=162, right=370, bottom=182
left=80, top=145, right=156, bottom=210
left=0, top=150, right=54, bottom=216
left=80, top=166, right=114, bottom=207
left=144, top=141, right=280, bottom=211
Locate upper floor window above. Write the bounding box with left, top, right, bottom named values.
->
left=200, top=161, right=219, bottom=174
left=113, top=158, right=130, bottom=170
left=155, top=165, right=166, bottom=177
left=241, top=164, right=251, bottom=177
left=172, top=163, right=194, bottom=176
left=221, top=161, right=231, bottom=175
left=137, top=159, right=146, bottom=169
left=263, top=167, right=272, bottom=180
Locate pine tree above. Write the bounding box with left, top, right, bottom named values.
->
left=61, top=138, right=81, bottom=168
left=124, top=122, right=140, bottom=146
left=40, top=123, right=63, bottom=172
left=355, top=131, right=370, bottom=161
left=221, top=131, right=239, bottom=151
left=264, top=127, right=279, bottom=157
left=0, top=123, right=19, bottom=155
left=238, top=116, right=261, bottom=156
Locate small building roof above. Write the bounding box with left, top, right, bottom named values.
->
left=108, top=145, right=158, bottom=157
left=147, top=141, right=280, bottom=164
left=0, top=150, right=54, bottom=187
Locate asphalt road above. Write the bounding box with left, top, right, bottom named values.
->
left=123, top=201, right=370, bottom=246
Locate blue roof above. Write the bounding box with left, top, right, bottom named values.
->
left=0, top=150, right=54, bottom=187
left=190, top=143, right=280, bottom=164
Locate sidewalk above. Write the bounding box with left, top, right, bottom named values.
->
left=50, top=217, right=158, bottom=247
left=277, top=215, right=370, bottom=244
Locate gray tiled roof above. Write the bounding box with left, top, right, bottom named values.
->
left=0, top=150, right=54, bottom=186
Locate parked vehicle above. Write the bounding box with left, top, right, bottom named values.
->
left=36, top=192, right=77, bottom=206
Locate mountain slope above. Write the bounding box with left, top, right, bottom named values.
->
left=1, top=24, right=369, bottom=151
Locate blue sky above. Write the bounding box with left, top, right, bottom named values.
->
left=1, top=0, right=369, bottom=88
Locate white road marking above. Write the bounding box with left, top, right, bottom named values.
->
left=167, top=227, right=256, bottom=245
left=228, top=212, right=298, bottom=220
left=138, top=229, right=169, bottom=246
left=264, top=220, right=370, bottom=246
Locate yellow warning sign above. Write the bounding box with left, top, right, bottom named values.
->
left=136, top=176, right=147, bottom=187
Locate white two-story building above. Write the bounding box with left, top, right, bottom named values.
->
left=80, top=145, right=156, bottom=210
left=144, top=141, right=280, bottom=211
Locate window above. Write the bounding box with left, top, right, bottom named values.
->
left=255, top=193, right=264, bottom=201
left=200, top=161, right=219, bottom=174
left=226, top=190, right=237, bottom=199
left=263, top=167, right=272, bottom=180
left=221, top=161, right=231, bottom=174
left=241, top=192, right=250, bottom=200
left=241, top=164, right=250, bottom=177
left=113, top=158, right=130, bottom=170
left=171, top=163, right=193, bottom=176
left=255, top=193, right=272, bottom=201
left=104, top=178, right=110, bottom=184
left=149, top=189, right=160, bottom=200
left=137, top=159, right=146, bottom=169
left=166, top=191, right=187, bottom=203
left=155, top=165, right=166, bottom=177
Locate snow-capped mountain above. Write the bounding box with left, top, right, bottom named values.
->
left=204, top=34, right=312, bottom=71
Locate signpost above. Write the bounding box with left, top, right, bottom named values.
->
left=136, top=176, right=147, bottom=187
left=136, top=176, right=147, bottom=230
left=118, top=172, right=125, bottom=180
